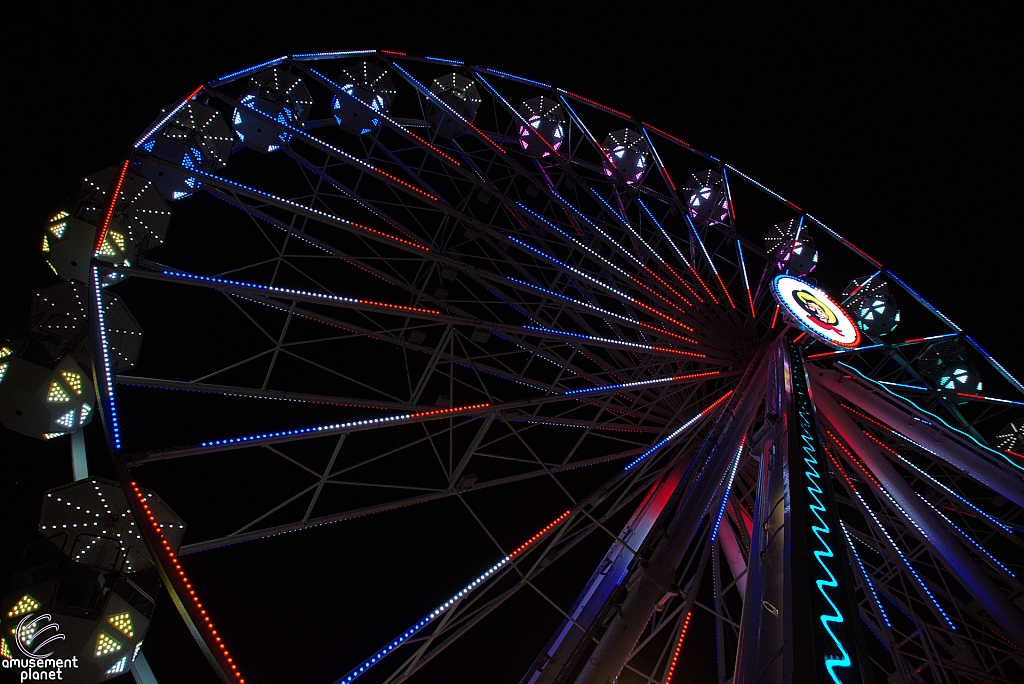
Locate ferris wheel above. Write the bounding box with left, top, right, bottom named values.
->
left=2, top=50, right=1023, bottom=684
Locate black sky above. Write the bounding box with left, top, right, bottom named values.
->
left=1, top=8, right=1019, bottom=684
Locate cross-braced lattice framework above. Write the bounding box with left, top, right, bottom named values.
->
left=76, top=51, right=1023, bottom=683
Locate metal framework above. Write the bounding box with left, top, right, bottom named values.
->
left=61, top=51, right=1024, bottom=683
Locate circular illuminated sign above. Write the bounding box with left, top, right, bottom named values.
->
left=772, top=275, right=862, bottom=349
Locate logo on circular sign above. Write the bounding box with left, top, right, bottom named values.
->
left=772, top=275, right=862, bottom=349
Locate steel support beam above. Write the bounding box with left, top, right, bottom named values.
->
left=811, top=374, right=1024, bottom=648
left=573, top=352, right=768, bottom=684
left=813, top=368, right=1024, bottom=507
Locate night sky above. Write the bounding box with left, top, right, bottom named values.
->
left=2, top=10, right=1017, bottom=684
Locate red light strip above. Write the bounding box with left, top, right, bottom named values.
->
left=793, top=332, right=807, bottom=343
left=561, top=90, right=631, bottom=119
left=404, top=129, right=461, bottom=166
left=381, top=50, right=406, bottom=56
left=663, top=611, right=693, bottom=683
left=93, top=159, right=131, bottom=255
left=714, top=271, right=737, bottom=309
left=130, top=482, right=245, bottom=682
left=407, top=402, right=490, bottom=420
left=509, top=511, right=570, bottom=557
left=349, top=220, right=430, bottom=251
left=360, top=299, right=441, bottom=316
left=371, top=167, right=439, bottom=202
left=641, top=122, right=691, bottom=148
left=661, top=263, right=705, bottom=305
left=824, top=428, right=883, bottom=490
left=641, top=264, right=696, bottom=310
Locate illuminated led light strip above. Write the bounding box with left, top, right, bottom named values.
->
left=684, top=214, right=728, bottom=307
left=735, top=238, right=755, bottom=319
left=506, top=277, right=697, bottom=345
left=623, top=391, right=732, bottom=470
left=158, top=269, right=441, bottom=316
left=840, top=414, right=1013, bottom=532
left=478, top=67, right=550, bottom=89
left=641, top=122, right=692, bottom=149
left=186, top=170, right=431, bottom=250
left=522, top=326, right=703, bottom=359
left=403, top=129, right=461, bottom=166
left=591, top=191, right=664, bottom=267
left=806, top=344, right=886, bottom=359
left=791, top=353, right=853, bottom=683
left=133, top=85, right=204, bottom=147
left=208, top=56, right=288, bottom=86
left=556, top=96, right=598, bottom=148
left=335, top=511, right=570, bottom=684
left=724, top=164, right=802, bottom=211
left=220, top=97, right=440, bottom=202
left=564, top=371, right=718, bottom=396
left=840, top=522, right=892, bottom=628
left=292, top=50, right=377, bottom=60
left=837, top=362, right=1024, bottom=472
left=824, top=446, right=957, bottom=629
left=92, top=267, right=121, bottom=449
left=424, top=55, right=463, bottom=65
left=882, top=270, right=959, bottom=331
left=200, top=403, right=489, bottom=448
left=380, top=49, right=406, bottom=56
left=803, top=215, right=882, bottom=269
left=918, top=496, right=1016, bottom=577
left=709, top=437, right=746, bottom=541
left=507, top=236, right=634, bottom=301
left=129, top=483, right=245, bottom=682
left=965, top=334, right=1024, bottom=395
left=93, top=159, right=131, bottom=255
left=662, top=611, right=692, bottom=684
left=507, top=231, right=693, bottom=329
left=557, top=89, right=630, bottom=120
left=640, top=128, right=676, bottom=190
left=387, top=62, right=504, bottom=153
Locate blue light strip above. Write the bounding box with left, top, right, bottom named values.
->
left=92, top=267, right=121, bottom=450
left=891, top=452, right=1011, bottom=532
left=424, top=55, right=463, bottom=65
left=685, top=214, right=722, bottom=278
left=521, top=326, right=694, bottom=357
left=964, top=334, right=1024, bottom=395
left=506, top=236, right=635, bottom=301
left=838, top=362, right=1024, bottom=472
left=844, top=469, right=956, bottom=629
left=334, top=512, right=569, bottom=683
left=564, top=372, right=715, bottom=396
left=875, top=380, right=929, bottom=391
left=556, top=95, right=599, bottom=147
left=208, top=56, right=289, bottom=87
left=918, top=496, right=1016, bottom=577
left=841, top=523, right=891, bottom=628
left=709, top=439, right=745, bottom=541
left=723, top=164, right=798, bottom=208
left=292, top=50, right=377, bottom=61
left=883, top=270, right=961, bottom=331
left=623, top=405, right=715, bottom=470
left=637, top=199, right=695, bottom=271
left=478, top=67, right=551, bottom=89
left=506, top=277, right=695, bottom=343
